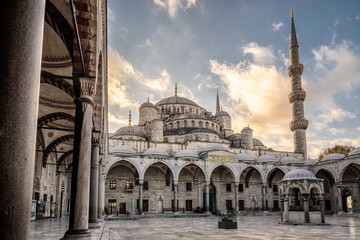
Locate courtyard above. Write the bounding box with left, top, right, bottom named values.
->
left=30, top=214, right=360, bottom=240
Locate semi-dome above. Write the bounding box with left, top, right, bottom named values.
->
left=110, top=145, right=136, bottom=155
left=143, top=147, right=168, bottom=156
left=322, top=153, right=345, bottom=161
left=253, top=138, right=265, bottom=146
left=114, top=126, right=145, bottom=138
left=215, top=110, right=230, bottom=117
left=280, top=156, right=302, bottom=165
left=140, top=101, right=156, bottom=108
left=174, top=149, right=198, bottom=158
left=304, top=158, right=319, bottom=166
left=156, top=96, right=199, bottom=106
left=256, top=155, right=278, bottom=163
left=349, top=147, right=360, bottom=156
left=172, top=113, right=206, bottom=120
left=236, top=153, right=254, bottom=161
left=283, top=169, right=317, bottom=180
left=201, top=143, right=227, bottom=152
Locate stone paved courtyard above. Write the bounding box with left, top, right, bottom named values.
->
left=30, top=214, right=360, bottom=240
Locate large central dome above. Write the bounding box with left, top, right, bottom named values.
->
left=156, top=96, right=199, bottom=106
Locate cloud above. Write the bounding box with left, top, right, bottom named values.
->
left=272, top=21, right=284, bottom=31
left=210, top=43, right=292, bottom=151
left=153, top=0, right=196, bottom=19
left=355, top=14, right=360, bottom=21
left=311, top=108, right=355, bottom=130
left=108, top=48, right=171, bottom=108
left=108, top=112, right=129, bottom=133
left=107, top=8, right=116, bottom=22
left=242, top=42, right=276, bottom=65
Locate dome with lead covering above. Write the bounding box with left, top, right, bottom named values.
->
left=156, top=96, right=199, bottom=107
left=256, top=155, right=278, bottom=163
left=236, top=153, right=254, bottom=162
left=172, top=113, right=206, bottom=120
left=215, top=110, right=230, bottom=117
left=283, top=169, right=317, bottom=180
left=322, top=153, right=345, bottom=161
left=349, top=147, right=360, bottom=156
left=174, top=149, right=198, bottom=158
left=201, top=143, right=227, bottom=152
left=280, top=156, right=302, bottom=165
left=143, top=147, right=168, bottom=156
left=140, top=101, right=156, bottom=108
left=114, top=126, right=145, bottom=138
left=110, top=145, right=136, bottom=155
left=253, top=138, right=265, bottom=146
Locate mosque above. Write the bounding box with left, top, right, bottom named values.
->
left=106, top=11, right=360, bottom=218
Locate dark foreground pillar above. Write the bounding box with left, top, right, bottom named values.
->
left=0, top=1, right=45, bottom=239
left=89, top=133, right=100, bottom=222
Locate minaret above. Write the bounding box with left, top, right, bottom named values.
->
left=216, top=88, right=220, bottom=113
left=288, top=10, right=308, bottom=157
left=128, top=110, right=132, bottom=126
left=175, top=82, right=178, bottom=96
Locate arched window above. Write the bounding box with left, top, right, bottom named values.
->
left=196, top=109, right=199, bottom=115
left=164, top=137, right=168, bottom=143
left=199, top=121, right=203, bottom=128
left=205, top=135, right=209, bottom=141
left=191, top=120, right=195, bottom=127
left=184, top=120, right=187, bottom=128
left=195, top=134, right=199, bottom=141
left=206, top=122, right=210, bottom=129
left=211, top=123, right=215, bottom=130
left=164, top=125, right=167, bottom=131
left=176, top=121, right=180, bottom=128
left=170, top=123, right=173, bottom=129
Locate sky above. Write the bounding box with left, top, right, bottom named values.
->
left=107, top=0, right=360, bottom=158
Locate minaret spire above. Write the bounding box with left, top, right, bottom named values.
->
left=128, top=110, right=132, bottom=126
left=287, top=10, right=308, bottom=158
left=216, top=88, right=220, bottom=113
left=174, top=83, right=178, bottom=96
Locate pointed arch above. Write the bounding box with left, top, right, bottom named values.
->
left=267, top=167, right=285, bottom=188
left=43, top=134, right=74, bottom=167
left=41, top=71, right=75, bottom=98
left=38, top=112, right=75, bottom=127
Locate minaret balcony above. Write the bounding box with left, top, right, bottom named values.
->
left=288, top=89, right=306, bottom=103
left=289, top=119, right=308, bottom=131
left=287, top=64, right=303, bottom=77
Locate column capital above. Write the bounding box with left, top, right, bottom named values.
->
left=173, top=181, right=178, bottom=186
left=336, top=182, right=342, bottom=187
left=302, top=193, right=310, bottom=200
left=74, top=76, right=96, bottom=104
left=234, top=182, right=239, bottom=187
left=92, top=131, right=101, bottom=146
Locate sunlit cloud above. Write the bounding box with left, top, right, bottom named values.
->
left=153, top=0, right=196, bottom=19
left=242, top=42, right=276, bottom=65
left=272, top=21, right=284, bottom=31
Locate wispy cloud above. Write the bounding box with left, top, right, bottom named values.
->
left=153, top=0, right=196, bottom=19
left=272, top=21, right=284, bottom=31
left=242, top=42, right=276, bottom=65
left=355, top=14, right=360, bottom=21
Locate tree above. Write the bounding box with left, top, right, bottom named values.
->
left=317, top=144, right=355, bottom=161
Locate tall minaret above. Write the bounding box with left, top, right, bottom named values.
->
left=216, top=88, right=220, bottom=113
left=288, top=10, right=308, bottom=157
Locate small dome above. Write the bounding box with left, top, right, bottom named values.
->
left=140, top=101, right=156, bottom=108
left=256, top=155, right=278, bottom=163
left=215, top=110, right=230, bottom=117
left=114, top=126, right=145, bottom=138
left=172, top=113, right=206, bottom=120
left=283, top=169, right=317, bottom=180
left=174, top=149, right=198, bottom=158
left=305, top=158, right=318, bottom=166
left=241, top=126, right=252, bottom=131
left=322, top=153, right=345, bottom=161
left=156, top=96, right=199, bottom=107
left=110, top=145, right=136, bottom=155
left=280, top=156, right=302, bottom=165
left=253, top=138, right=265, bottom=146
left=236, top=153, right=254, bottom=162
left=143, top=147, right=168, bottom=156
left=349, top=147, right=360, bottom=156
left=226, top=133, right=241, bottom=141
left=202, top=143, right=227, bottom=152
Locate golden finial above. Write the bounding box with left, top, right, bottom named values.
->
left=291, top=9, right=293, bottom=17
left=175, top=83, right=178, bottom=96
left=147, top=97, right=149, bottom=102
left=128, top=111, right=132, bottom=126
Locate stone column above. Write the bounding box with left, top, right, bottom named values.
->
left=174, top=182, right=178, bottom=213
left=303, top=194, right=310, bottom=223
left=337, top=183, right=344, bottom=214
left=283, top=196, right=289, bottom=222
left=234, top=183, right=239, bottom=213
left=89, top=132, right=100, bottom=223
left=262, top=184, right=267, bottom=212
left=97, top=163, right=104, bottom=219
left=320, top=196, right=325, bottom=223
left=205, top=181, right=210, bottom=213
left=66, top=78, right=95, bottom=236
left=0, top=1, right=45, bottom=239
left=280, top=197, right=284, bottom=222
left=139, top=181, right=143, bottom=214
